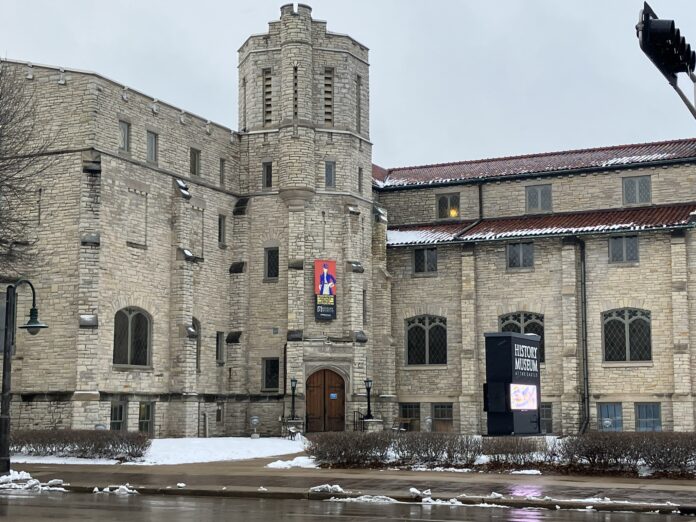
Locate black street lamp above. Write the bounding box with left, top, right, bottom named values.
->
left=290, top=377, right=298, bottom=420
left=364, top=378, right=373, bottom=420
left=1, top=279, right=47, bottom=473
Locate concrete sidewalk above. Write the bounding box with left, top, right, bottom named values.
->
left=13, top=454, right=696, bottom=515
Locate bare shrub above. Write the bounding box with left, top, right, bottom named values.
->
left=482, top=436, right=543, bottom=467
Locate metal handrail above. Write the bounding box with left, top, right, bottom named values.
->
left=353, top=410, right=365, bottom=432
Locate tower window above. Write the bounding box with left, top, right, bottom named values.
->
left=325, top=161, right=336, bottom=188
left=265, top=247, right=279, bottom=280
left=118, top=121, right=130, bottom=153
left=262, top=68, right=272, bottom=126
left=358, top=167, right=363, bottom=194
left=356, top=75, right=362, bottom=133
left=263, top=162, right=273, bottom=189
left=324, top=67, right=334, bottom=125
left=293, top=66, right=299, bottom=120
left=146, top=131, right=158, bottom=164
left=219, top=158, right=226, bottom=187
left=189, top=148, right=201, bottom=176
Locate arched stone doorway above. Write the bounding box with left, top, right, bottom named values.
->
left=306, top=369, right=345, bottom=432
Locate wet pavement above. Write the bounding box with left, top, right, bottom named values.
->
left=0, top=493, right=685, bottom=521
left=17, top=456, right=696, bottom=506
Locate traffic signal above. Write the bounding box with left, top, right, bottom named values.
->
left=637, top=2, right=696, bottom=83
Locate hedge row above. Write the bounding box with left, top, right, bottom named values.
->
left=10, top=429, right=151, bottom=461
left=306, top=431, right=696, bottom=476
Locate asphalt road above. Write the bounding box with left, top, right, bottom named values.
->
left=0, top=493, right=683, bottom=521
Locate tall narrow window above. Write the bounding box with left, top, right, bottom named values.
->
left=219, top=158, right=226, bottom=187
left=324, top=67, right=334, bottom=125
left=263, top=162, right=273, bottom=189
left=138, top=402, right=154, bottom=435
left=190, top=148, right=201, bottom=176
left=193, top=317, right=201, bottom=372
left=623, top=175, right=651, bottom=205
left=358, top=167, right=364, bottom=194
left=218, top=215, right=226, bottom=245
left=356, top=75, right=362, bottom=133
left=525, top=184, right=552, bottom=213
left=262, top=358, right=280, bottom=390
left=362, top=288, right=368, bottom=326
left=507, top=242, right=534, bottom=268
left=293, top=66, right=299, bottom=120
left=499, top=312, right=545, bottom=362
left=146, top=131, right=158, bottom=164
left=216, top=331, right=225, bottom=365
left=603, top=308, right=651, bottom=362
left=406, top=315, right=447, bottom=365
left=110, top=401, right=127, bottom=431
left=242, top=77, right=247, bottom=130
left=113, top=308, right=151, bottom=366
left=325, top=161, right=336, bottom=188
left=437, top=194, right=459, bottom=219
left=414, top=247, right=437, bottom=274
left=540, top=403, right=553, bottom=434
left=262, top=68, right=272, bottom=126
left=118, top=121, right=130, bottom=152
left=265, top=247, right=279, bottom=280
left=609, top=236, right=639, bottom=263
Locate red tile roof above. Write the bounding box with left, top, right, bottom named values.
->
left=461, top=204, right=696, bottom=241
left=374, top=138, right=696, bottom=188
left=386, top=204, right=696, bottom=246
left=387, top=221, right=476, bottom=246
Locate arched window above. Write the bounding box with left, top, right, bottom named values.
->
left=603, top=309, right=651, bottom=362
left=406, top=315, right=447, bottom=365
left=113, top=308, right=151, bottom=366
left=499, top=312, right=545, bottom=363
left=192, top=317, right=201, bottom=372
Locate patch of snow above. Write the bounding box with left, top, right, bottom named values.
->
left=266, top=456, right=317, bottom=469
left=488, top=492, right=504, bottom=499
left=328, top=495, right=398, bottom=504
left=422, top=489, right=431, bottom=496
left=177, top=483, right=186, bottom=488
left=387, top=229, right=458, bottom=246
left=0, top=470, right=67, bottom=492
left=94, top=484, right=137, bottom=495
left=510, top=470, right=542, bottom=475
left=601, top=153, right=670, bottom=167
left=474, top=455, right=490, bottom=465
left=475, top=502, right=509, bottom=509
left=310, top=484, right=344, bottom=493
left=409, top=487, right=422, bottom=497
left=422, top=497, right=462, bottom=505
left=412, top=466, right=472, bottom=473
left=258, top=486, right=267, bottom=492
left=12, top=455, right=118, bottom=465
left=130, top=436, right=306, bottom=465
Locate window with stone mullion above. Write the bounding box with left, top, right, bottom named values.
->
left=406, top=316, right=447, bottom=365
left=603, top=309, right=651, bottom=362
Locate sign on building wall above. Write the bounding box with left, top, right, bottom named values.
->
left=314, top=259, right=337, bottom=321
left=483, top=331, right=541, bottom=436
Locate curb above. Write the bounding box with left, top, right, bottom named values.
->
left=64, top=485, right=687, bottom=515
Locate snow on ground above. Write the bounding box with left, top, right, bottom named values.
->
left=14, top=436, right=307, bottom=466
left=411, top=466, right=472, bottom=473
left=510, top=470, right=542, bottom=475
left=93, top=484, right=138, bottom=495
left=328, top=495, right=398, bottom=504
left=0, top=471, right=67, bottom=492
left=310, top=484, right=344, bottom=493
left=266, top=456, right=317, bottom=469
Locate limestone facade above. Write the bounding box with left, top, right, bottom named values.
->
left=2, top=4, right=696, bottom=436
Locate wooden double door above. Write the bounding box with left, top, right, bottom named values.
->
left=306, top=369, right=345, bottom=432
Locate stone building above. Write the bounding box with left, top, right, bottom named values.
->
left=2, top=4, right=696, bottom=436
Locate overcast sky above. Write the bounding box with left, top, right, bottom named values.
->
left=3, top=0, right=696, bottom=168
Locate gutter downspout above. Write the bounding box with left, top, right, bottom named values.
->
left=578, top=238, right=590, bottom=434
left=282, top=343, right=288, bottom=419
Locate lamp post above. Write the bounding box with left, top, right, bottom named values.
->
left=1, top=279, right=48, bottom=473
left=364, top=378, right=373, bottom=420
left=290, top=377, right=298, bottom=420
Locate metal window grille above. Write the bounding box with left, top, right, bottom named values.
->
left=325, top=161, right=336, bottom=188
left=218, top=215, right=226, bottom=244
left=414, top=248, right=437, bottom=273
left=216, top=332, right=225, bottom=364
left=110, top=402, right=126, bottom=431
left=113, top=308, right=150, bottom=366
left=138, top=402, right=154, bottom=434
left=263, top=358, right=279, bottom=389
left=189, top=148, right=201, bottom=176
left=598, top=402, right=623, bottom=431
left=609, top=236, right=639, bottom=263
left=507, top=242, right=534, bottom=268
left=146, top=131, right=158, bottom=163
left=262, top=68, right=272, bottom=125
left=525, top=185, right=552, bottom=213
left=406, top=315, right=447, bottom=365
left=603, top=309, right=651, bottom=362
left=324, top=68, right=334, bottom=125
left=437, top=194, right=460, bottom=219
left=635, top=403, right=661, bottom=432
left=540, top=402, right=553, bottom=434
left=499, top=312, right=545, bottom=362
left=399, top=403, right=420, bottom=431
left=118, top=121, right=130, bottom=152
left=623, top=176, right=651, bottom=204
left=263, top=162, right=273, bottom=188
left=265, top=247, right=279, bottom=279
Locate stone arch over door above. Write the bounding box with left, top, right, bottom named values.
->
left=306, top=369, right=346, bottom=432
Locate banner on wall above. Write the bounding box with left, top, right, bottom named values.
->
left=314, top=259, right=337, bottom=321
